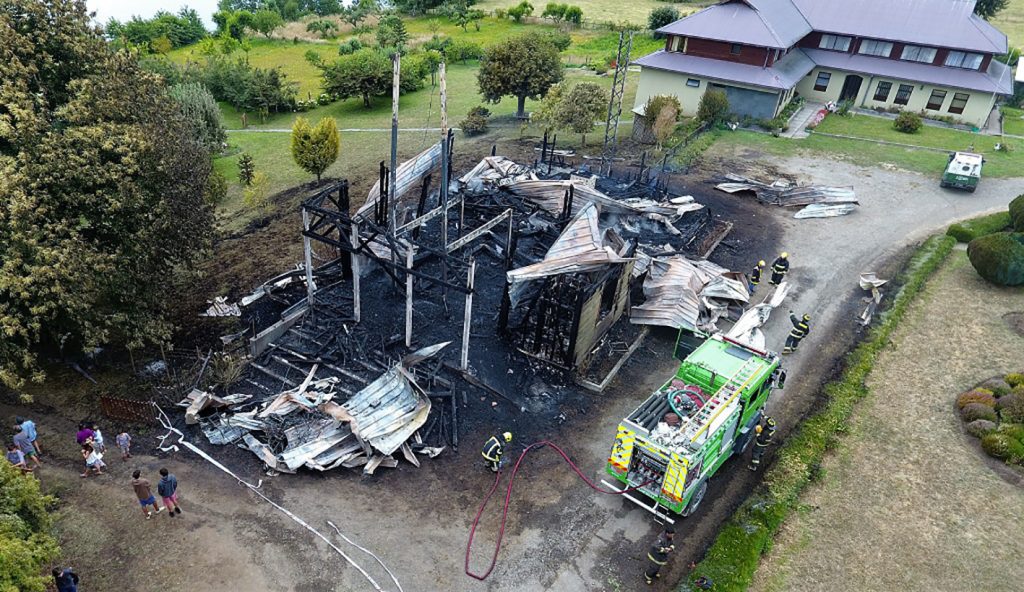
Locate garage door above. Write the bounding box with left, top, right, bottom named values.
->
left=710, top=83, right=778, bottom=120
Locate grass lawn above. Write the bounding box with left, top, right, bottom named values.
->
left=472, top=0, right=707, bottom=26
left=993, top=0, right=1024, bottom=48
left=711, top=113, right=1024, bottom=178
left=1004, top=106, right=1024, bottom=137
left=750, top=251, right=1024, bottom=592
left=167, top=38, right=337, bottom=98
left=214, top=64, right=639, bottom=228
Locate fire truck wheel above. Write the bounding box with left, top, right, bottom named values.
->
left=681, top=480, right=708, bottom=517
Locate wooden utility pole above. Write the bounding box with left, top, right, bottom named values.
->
left=351, top=221, right=361, bottom=323
left=439, top=61, right=450, bottom=312
left=405, top=243, right=414, bottom=347
left=389, top=53, right=401, bottom=239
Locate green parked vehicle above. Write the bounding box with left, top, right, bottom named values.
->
left=940, top=151, right=984, bottom=192
left=603, top=332, right=784, bottom=520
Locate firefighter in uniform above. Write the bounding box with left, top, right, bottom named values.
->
left=643, top=525, right=675, bottom=585
left=749, top=260, right=765, bottom=293
left=482, top=432, right=512, bottom=473
left=783, top=312, right=810, bottom=354
left=769, top=252, right=790, bottom=285
left=749, top=416, right=776, bottom=471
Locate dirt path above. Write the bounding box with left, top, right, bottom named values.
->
left=11, top=149, right=1022, bottom=592
left=750, top=252, right=1024, bottom=592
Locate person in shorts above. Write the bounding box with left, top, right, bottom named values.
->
left=131, top=470, right=163, bottom=519
left=13, top=426, right=41, bottom=469
left=16, top=416, right=40, bottom=455
left=158, top=467, right=182, bottom=517
left=116, top=431, right=132, bottom=460
left=91, top=422, right=105, bottom=453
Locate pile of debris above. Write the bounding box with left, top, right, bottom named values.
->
left=189, top=344, right=449, bottom=475
left=631, top=255, right=750, bottom=333
left=714, top=173, right=859, bottom=218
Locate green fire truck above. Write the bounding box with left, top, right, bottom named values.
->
left=603, top=333, right=784, bottom=519
left=940, top=151, right=983, bottom=192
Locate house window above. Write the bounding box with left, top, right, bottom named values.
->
left=894, top=84, right=914, bottom=105
left=731, top=43, right=742, bottom=55
left=945, top=51, right=984, bottom=69
left=873, top=81, right=892, bottom=101
left=948, top=92, right=970, bottom=115
left=900, top=45, right=937, bottom=63
left=813, top=71, right=831, bottom=92
left=686, top=78, right=700, bottom=88
left=669, top=36, right=683, bottom=52
left=818, top=34, right=852, bottom=52
left=858, top=39, right=893, bottom=58
left=926, top=89, right=947, bottom=110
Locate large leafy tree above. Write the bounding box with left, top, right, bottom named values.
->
left=321, top=48, right=391, bottom=107
left=0, top=0, right=215, bottom=389
left=291, top=117, right=340, bottom=181
left=251, top=8, right=284, bottom=38
left=973, top=0, right=1008, bottom=19
left=169, top=82, right=227, bottom=150
left=478, top=32, right=564, bottom=118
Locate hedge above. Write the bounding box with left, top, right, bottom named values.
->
left=684, top=234, right=956, bottom=592
left=0, top=462, right=60, bottom=592
left=967, top=232, right=1024, bottom=286
left=946, top=211, right=1011, bottom=243
left=1010, top=194, right=1024, bottom=232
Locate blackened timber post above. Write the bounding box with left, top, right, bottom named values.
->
left=351, top=220, right=361, bottom=322
left=302, top=207, right=317, bottom=312
left=461, top=258, right=476, bottom=370
left=405, top=243, right=414, bottom=348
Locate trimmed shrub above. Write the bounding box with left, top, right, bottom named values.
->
left=697, top=89, right=730, bottom=125
left=961, top=402, right=998, bottom=422
left=996, top=391, right=1022, bottom=411
left=980, top=377, right=1012, bottom=394
left=956, top=389, right=997, bottom=409
left=967, top=232, right=1024, bottom=286
left=966, top=419, right=997, bottom=438
left=460, top=106, right=490, bottom=136
left=1010, top=194, right=1024, bottom=232
left=1006, top=372, right=1024, bottom=388
left=893, top=111, right=922, bottom=133
left=999, top=393, right=1024, bottom=423
left=981, top=432, right=1024, bottom=462
left=998, top=423, right=1024, bottom=443
left=946, top=211, right=1011, bottom=243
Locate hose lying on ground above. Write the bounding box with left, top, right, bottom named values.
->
left=465, top=440, right=655, bottom=581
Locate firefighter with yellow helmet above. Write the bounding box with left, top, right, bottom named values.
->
left=482, top=431, right=513, bottom=473
left=769, top=252, right=790, bottom=285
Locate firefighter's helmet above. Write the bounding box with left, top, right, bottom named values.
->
left=781, top=252, right=789, bottom=259
left=502, top=432, right=513, bottom=442
left=803, top=313, right=811, bottom=321
left=765, top=417, right=777, bottom=427
left=758, top=260, right=765, bottom=267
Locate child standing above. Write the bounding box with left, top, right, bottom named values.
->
left=80, top=443, right=105, bottom=477
left=158, top=467, right=182, bottom=517
left=115, top=430, right=132, bottom=460
left=91, top=422, right=106, bottom=453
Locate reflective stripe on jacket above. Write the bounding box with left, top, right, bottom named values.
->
left=789, top=314, right=809, bottom=339
left=772, top=258, right=790, bottom=274
left=751, top=266, right=762, bottom=284
left=482, top=436, right=503, bottom=461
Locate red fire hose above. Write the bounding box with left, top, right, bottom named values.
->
left=464, top=440, right=654, bottom=581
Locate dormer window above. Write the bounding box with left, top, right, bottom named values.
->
left=945, top=51, right=984, bottom=69
left=819, top=34, right=852, bottom=51
left=900, top=45, right=937, bottom=63
left=858, top=40, right=893, bottom=58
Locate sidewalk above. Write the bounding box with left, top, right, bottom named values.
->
left=781, top=102, right=824, bottom=139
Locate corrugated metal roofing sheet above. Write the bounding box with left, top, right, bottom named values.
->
left=357, top=141, right=443, bottom=218
left=634, top=49, right=815, bottom=91
left=658, top=0, right=810, bottom=49
left=341, top=366, right=431, bottom=457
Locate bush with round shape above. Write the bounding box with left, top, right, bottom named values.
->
left=998, top=423, right=1024, bottom=443
left=956, top=389, right=996, bottom=409
left=1006, top=372, right=1024, bottom=388
left=996, top=391, right=1022, bottom=411
left=961, top=402, right=998, bottom=422
left=998, top=393, right=1024, bottom=423
left=893, top=111, right=922, bottom=133
left=649, top=6, right=680, bottom=36
left=967, top=232, right=1024, bottom=286
left=1010, top=194, right=1024, bottom=232
left=966, top=419, right=997, bottom=438
left=981, top=433, right=1024, bottom=463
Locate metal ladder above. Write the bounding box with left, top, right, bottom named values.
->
left=687, top=358, right=762, bottom=442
